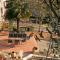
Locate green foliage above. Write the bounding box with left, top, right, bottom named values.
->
left=21, top=3, right=31, bottom=18
left=5, top=0, right=31, bottom=20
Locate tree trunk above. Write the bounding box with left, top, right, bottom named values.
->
left=44, top=0, right=59, bottom=21
left=9, top=20, right=13, bottom=31
left=17, top=19, right=19, bottom=32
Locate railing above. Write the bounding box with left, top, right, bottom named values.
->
left=9, top=32, right=27, bottom=38
left=8, top=32, right=30, bottom=41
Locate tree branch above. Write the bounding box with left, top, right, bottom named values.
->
left=49, top=0, right=58, bottom=18
left=44, top=0, right=59, bottom=19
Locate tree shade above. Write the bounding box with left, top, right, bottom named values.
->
left=5, top=0, right=31, bottom=32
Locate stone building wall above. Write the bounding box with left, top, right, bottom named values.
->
left=0, top=0, right=6, bottom=30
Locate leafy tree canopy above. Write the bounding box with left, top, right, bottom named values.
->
left=5, top=0, right=31, bottom=20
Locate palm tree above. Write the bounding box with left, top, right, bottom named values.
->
left=5, top=0, right=31, bottom=32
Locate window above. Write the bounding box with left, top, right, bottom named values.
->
left=30, top=16, right=37, bottom=23
left=27, top=28, right=29, bottom=31
left=8, top=40, right=12, bottom=43
left=15, top=40, right=19, bottom=45
left=4, top=1, right=8, bottom=8
left=1, top=7, right=3, bottom=17
left=4, top=1, right=6, bottom=8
